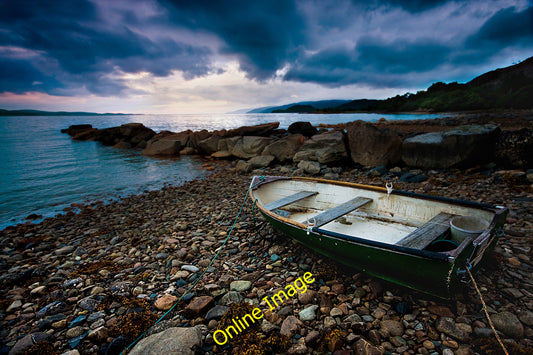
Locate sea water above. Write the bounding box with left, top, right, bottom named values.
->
left=0, top=112, right=444, bottom=229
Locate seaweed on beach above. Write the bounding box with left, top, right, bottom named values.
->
left=472, top=338, right=533, bottom=355
left=69, top=258, right=127, bottom=281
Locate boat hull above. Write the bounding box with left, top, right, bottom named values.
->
left=251, top=176, right=507, bottom=298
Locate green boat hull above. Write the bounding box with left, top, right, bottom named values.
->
left=260, top=210, right=498, bottom=298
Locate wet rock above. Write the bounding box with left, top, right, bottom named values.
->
left=154, top=294, right=178, bottom=311
left=491, top=311, right=524, bottom=338
left=37, top=301, right=67, bottom=318
left=205, top=305, right=228, bottom=320
left=78, top=296, right=100, bottom=312
left=185, top=296, right=214, bottom=316
left=128, top=327, right=202, bottom=355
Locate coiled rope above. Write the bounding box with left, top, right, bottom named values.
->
left=466, top=266, right=509, bottom=355
left=120, top=176, right=265, bottom=354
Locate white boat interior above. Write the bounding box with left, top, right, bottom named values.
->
left=253, top=178, right=495, bottom=247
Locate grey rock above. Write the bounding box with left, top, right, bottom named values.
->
left=128, top=327, right=202, bottom=355
left=294, top=130, right=347, bottom=164
left=230, top=280, right=251, bottom=292
left=219, top=291, right=243, bottom=305
left=297, top=160, right=321, bottom=175
left=263, top=134, right=304, bottom=162
left=299, top=304, right=319, bottom=321
left=181, top=265, right=199, bottom=273
left=491, top=311, right=524, bottom=338
left=142, top=132, right=186, bottom=156
left=231, top=136, right=273, bottom=159
left=205, top=305, right=228, bottom=320
left=235, top=160, right=252, bottom=174
left=248, top=155, right=275, bottom=168
left=402, top=124, right=500, bottom=168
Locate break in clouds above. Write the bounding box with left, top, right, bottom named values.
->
left=0, top=0, right=532, bottom=96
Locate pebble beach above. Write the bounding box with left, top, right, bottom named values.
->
left=1, top=155, right=532, bottom=354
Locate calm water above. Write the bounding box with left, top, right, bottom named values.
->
left=0, top=112, right=444, bottom=229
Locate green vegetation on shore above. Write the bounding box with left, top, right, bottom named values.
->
left=270, top=56, right=533, bottom=113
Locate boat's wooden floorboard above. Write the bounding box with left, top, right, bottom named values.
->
left=395, top=212, right=456, bottom=249
left=265, top=191, right=317, bottom=211
left=313, top=196, right=373, bottom=228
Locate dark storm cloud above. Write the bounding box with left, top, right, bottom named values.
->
left=468, top=6, right=533, bottom=46
left=0, top=0, right=532, bottom=97
left=0, top=0, right=213, bottom=95
left=161, top=0, right=305, bottom=80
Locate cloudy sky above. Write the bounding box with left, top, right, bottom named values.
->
left=1, top=0, right=532, bottom=113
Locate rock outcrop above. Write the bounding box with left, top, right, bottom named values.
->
left=347, top=121, right=402, bottom=167
left=401, top=124, right=500, bottom=168
left=293, top=130, right=348, bottom=164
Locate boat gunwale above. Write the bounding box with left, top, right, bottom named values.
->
left=249, top=175, right=507, bottom=262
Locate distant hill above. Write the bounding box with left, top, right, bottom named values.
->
left=0, top=109, right=127, bottom=116
left=248, top=100, right=351, bottom=113
left=250, top=56, right=533, bottom=113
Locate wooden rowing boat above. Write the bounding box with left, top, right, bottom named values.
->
left=249, top=176, right=508, bottom=298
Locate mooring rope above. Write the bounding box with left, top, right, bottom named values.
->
left=466, top=266, right=509, bottom=355
left=120, top=177, right=265, bottom=354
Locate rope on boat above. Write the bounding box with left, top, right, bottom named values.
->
left=466, top=266, right=509, bottom=355
left=120, top=176, right=265, bottom=354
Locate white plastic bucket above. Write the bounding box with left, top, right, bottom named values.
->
left=450, top=216, right=489, bottom=244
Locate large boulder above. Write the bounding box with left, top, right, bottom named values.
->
left=61, top=124, right=93, bottom=136
left=142, top=132, right=187, bottom=156
left=119, top=123, right=156, bottom=147
left=227, top=122, right=280, bottom=136
left=128, top=327, right=202, bottom=355
left=495, top=128, right=533, bottom=168
left=401, top=124, right=500, bottom=168
left=231, top=136, right=273, bottom=159
left=198, top=134, right=222, bottom=155
left=262, top=134, right=304, bottom=162
left=288, top=121, right=317, bottom=137
left=293, top=130, right=348, bottom=164
left=346, top=122, right=402, bottom=167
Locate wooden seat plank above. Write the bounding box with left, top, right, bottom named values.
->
left=396, top=212, right=455, bottom=249
left=313, top=197, right=373, bottom=228
left=265, top=191, right=318, bottom=211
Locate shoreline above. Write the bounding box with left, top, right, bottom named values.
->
left=1, top=161, right=532, bottom=354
